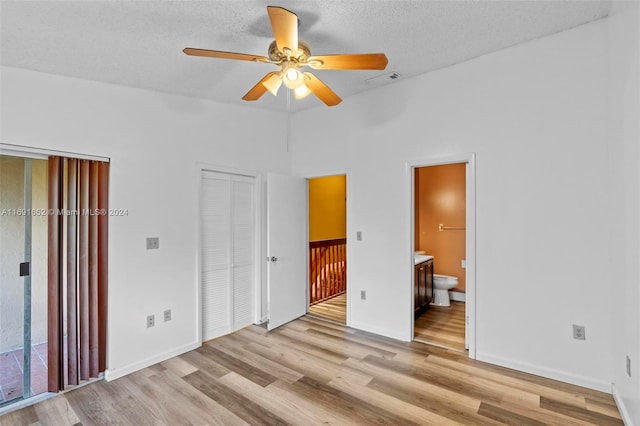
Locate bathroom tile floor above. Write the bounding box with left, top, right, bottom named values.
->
left=0, top=343, right=48, bottom=404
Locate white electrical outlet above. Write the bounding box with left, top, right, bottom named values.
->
left=356, top=231, right=362, bottom=241
left=147, top=314, right=155, bottom=328
left=627, top=356, right=632, bottom=377
left=360, top=290, right=366, bottom=300
left=164, top=309, right=172, bottom=322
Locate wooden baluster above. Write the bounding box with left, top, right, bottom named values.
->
left=310, top=247, right=315, bottom=304
left=331, top=245, right=340, bottom=296
left=340, top=243, right=345, bottom=293
left=332, top=244, right=337, bottom=297
left=320, top=247, right=325, bottom=301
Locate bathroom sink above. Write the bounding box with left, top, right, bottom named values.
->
left=414, top=254, right=433, bottom=264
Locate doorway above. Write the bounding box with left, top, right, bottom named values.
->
left=307, top=175, right=347, bottom=324
left=410, top=155, right=476, bottom=358
left=0, top=155, right=49, bottom=407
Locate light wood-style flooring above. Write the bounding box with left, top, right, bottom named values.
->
left=309, top=295, right=467, bottom=353
left=415, top=301, right=466, bottom=352
left=0, top=315, right=622, bottom=425
left=308, top=293, right=346, bottom=324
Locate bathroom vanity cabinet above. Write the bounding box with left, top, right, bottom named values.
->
left=414, top=259, right=434, bottom=318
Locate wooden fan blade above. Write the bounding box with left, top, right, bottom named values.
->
left=183, top=48, right=268, bottom=63
left=267, top=6, right=298, bottom=53
left=308, top=53, right=388, bottom=70
left=242, top=72, right=279, bottom=101
left=303, top=72, right=342, bottom=106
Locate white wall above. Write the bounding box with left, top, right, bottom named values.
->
left=292, top=19, right=615, bottom=391
left=0, top=67, right=289, bottom=379
left=608, top=2, right=640, bottom=424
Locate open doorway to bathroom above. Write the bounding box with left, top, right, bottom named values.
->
left=411, top=156, right=475, bottom=357
left=307, top=175, right=347, bottom=324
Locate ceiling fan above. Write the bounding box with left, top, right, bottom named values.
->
left=183, top=6, right=389, bottom=107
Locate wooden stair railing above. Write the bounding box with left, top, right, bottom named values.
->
left=309, top=238, right=346, bottom=305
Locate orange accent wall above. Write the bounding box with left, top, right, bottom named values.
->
left=415, top=164, right=466, bottom=292
left=309, top=175, right=346, bottom=242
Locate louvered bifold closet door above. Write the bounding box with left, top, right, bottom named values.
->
left=231, top=177, right=254, bottom=330
left=201, top=172, right=232, bottom=341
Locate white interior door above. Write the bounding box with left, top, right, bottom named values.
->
left=267, top=173, right=307, bottom=330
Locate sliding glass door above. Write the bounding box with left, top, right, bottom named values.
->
left=0, top=155, right=48, bottom=407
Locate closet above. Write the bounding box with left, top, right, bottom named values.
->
left=200, top=170, right=255, bottom=341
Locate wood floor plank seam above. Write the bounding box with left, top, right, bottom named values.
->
left=184, top=370, right=289, bottom=426
left=362, top=354, right=505, bottom=404
left=478, top=401, right=547, bottom=426
left=198, top=344, right=278, bottom=387
left=290, top=375, right=422, bottom=426
left=539, top=395, right=623, bottom=425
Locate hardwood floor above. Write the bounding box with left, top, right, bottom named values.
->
left=0, top=315, right=622, bottom=425
left=415, top=301, right=466, bottom=352
left=308, top=293, right=346, bottom=324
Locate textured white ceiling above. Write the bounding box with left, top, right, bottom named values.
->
left=1, top=1, right=611, bottom=112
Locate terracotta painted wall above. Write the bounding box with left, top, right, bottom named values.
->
left=415, top=163, right=466, bottom=292
left=308, top=175, right=346, bottom=242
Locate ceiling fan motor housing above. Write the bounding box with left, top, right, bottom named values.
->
left=268, top=40, right=311, bottom=64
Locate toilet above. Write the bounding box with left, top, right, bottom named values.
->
left=432, top=274, right=459, bottom=307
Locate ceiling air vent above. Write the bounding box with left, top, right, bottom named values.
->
left=366, top=71, right=402, bottom=85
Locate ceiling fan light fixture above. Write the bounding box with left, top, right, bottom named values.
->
left=282, top=67, right=304, bottom=89
left=294, top=84, right=312, bottom=100
left=262, top=73, right=283, bottom=96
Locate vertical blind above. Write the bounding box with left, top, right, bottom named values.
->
left=48, top=156, right=108, bottom=391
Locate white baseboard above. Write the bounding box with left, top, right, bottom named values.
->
left=104, top=340, right=200, bottom=381
left=612, top=383, right=634, bottom=425
left=449, top=291, right=466, bottom=302
left=350, top=320, right=411, bottom=342
left=476, top=351, right=611, bottom=393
